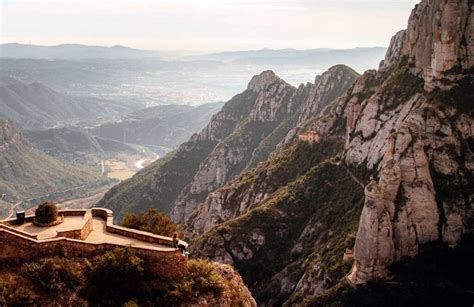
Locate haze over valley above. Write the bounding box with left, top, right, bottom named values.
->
left=0, top=0, right=473, bottom=306
left=0, top=42, right=389, bottom=215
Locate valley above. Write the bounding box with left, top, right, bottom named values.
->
left=103, top=153, right=158, bottom=181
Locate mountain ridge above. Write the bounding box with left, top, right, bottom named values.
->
left=0, top=119, right=106, bottom=206
left=97, top=65, right=360, bottom=222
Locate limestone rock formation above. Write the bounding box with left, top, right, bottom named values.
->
left=344, top=0, right=473, bottom=284
left=401, top=0, right=474, bottom=90
left=179, top=66, right=358, bottom=228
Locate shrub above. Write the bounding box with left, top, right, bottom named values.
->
left=21, top=257, right=81, bottom=293
left=168, top=259, right=226, bottom=302
left=85, top=248, right=145, bottom=305
left=35, top=202, right=59, bottom=224
left=0, top=273, right=37, bottom=305
left=8, top=287, right=36, bottom=305
left=121, top=208, right=182, bottom=237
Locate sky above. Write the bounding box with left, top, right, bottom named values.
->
left=1, top=0, right=419, bottom=52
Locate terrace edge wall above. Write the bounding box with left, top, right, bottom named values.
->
left=0, top=208, right=188, bottom=280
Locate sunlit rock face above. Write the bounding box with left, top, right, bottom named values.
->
left=402, top=0, right=474, bottom=90
left=345, top=0, right=474, bottom=284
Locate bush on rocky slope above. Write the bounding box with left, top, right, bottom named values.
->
left=0, top=248, right=255, bottom=306
left=122, top=208, right=182, bottom=237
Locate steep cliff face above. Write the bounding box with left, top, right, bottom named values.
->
left=402, top=0, right=473, bottom=90
left=190, top=153, right=365, bottom=305
left=186, top=138, right=345, bottom=236
left=0, top=118, right=23, bottom=153
left=343, top=0, right=473, bottom=284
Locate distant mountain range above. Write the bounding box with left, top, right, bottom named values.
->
left=186, top=47, right=387, bottom=71
left=0, top=43, right=162, bottom=60
left=1, top=43, right=386, bottom=72
left=0, top=76, right=131, bottom=129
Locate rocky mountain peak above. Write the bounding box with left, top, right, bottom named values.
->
left=296, top=64, right=360, bottom=124
left=247, top=70, right=284, bottom=92
left=401, top=0, right=473, bottom=90
left=379, top=30, right=407, bottom=71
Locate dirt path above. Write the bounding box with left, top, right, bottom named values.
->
left=344, top=167, right=365, bottom=189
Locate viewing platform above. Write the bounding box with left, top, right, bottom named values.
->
left=0, top=208, right=188, bottom=279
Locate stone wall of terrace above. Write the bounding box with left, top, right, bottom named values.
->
left=0, top=208, right=188, bottom=280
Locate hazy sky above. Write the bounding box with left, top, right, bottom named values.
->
left=1, top=0, right=419, bottom=51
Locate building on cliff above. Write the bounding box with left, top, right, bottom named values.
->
left=298, top=130, right=321, bottom=144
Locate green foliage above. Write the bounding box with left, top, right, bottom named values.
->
left=21, top=257, right=81, bottom=293
left=87, top=248, right=144, bottom=289
left=1, top=250, right=246, bottom=306
left=84, top=248, right=145, bottom=305
left=193, top=158, right=365, bottom=304
left=7, top=287, right=36, bottom=305
left=382, top=61, right=424, bottom=111
left=167, top=259, right=226, bottom=302
left=34, top=202, right=59, bottom=224
left=1, top=275, right=33, bottom=305
left=121, top=208, right=182, bottom=237
left=428, top=74, right=474, bottom=115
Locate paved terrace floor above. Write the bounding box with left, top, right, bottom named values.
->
left=14, top=216, right=84, bottom=240
left=10, top=211, right=170, bottom=250
left=86, top=217, right=169, bottom=249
